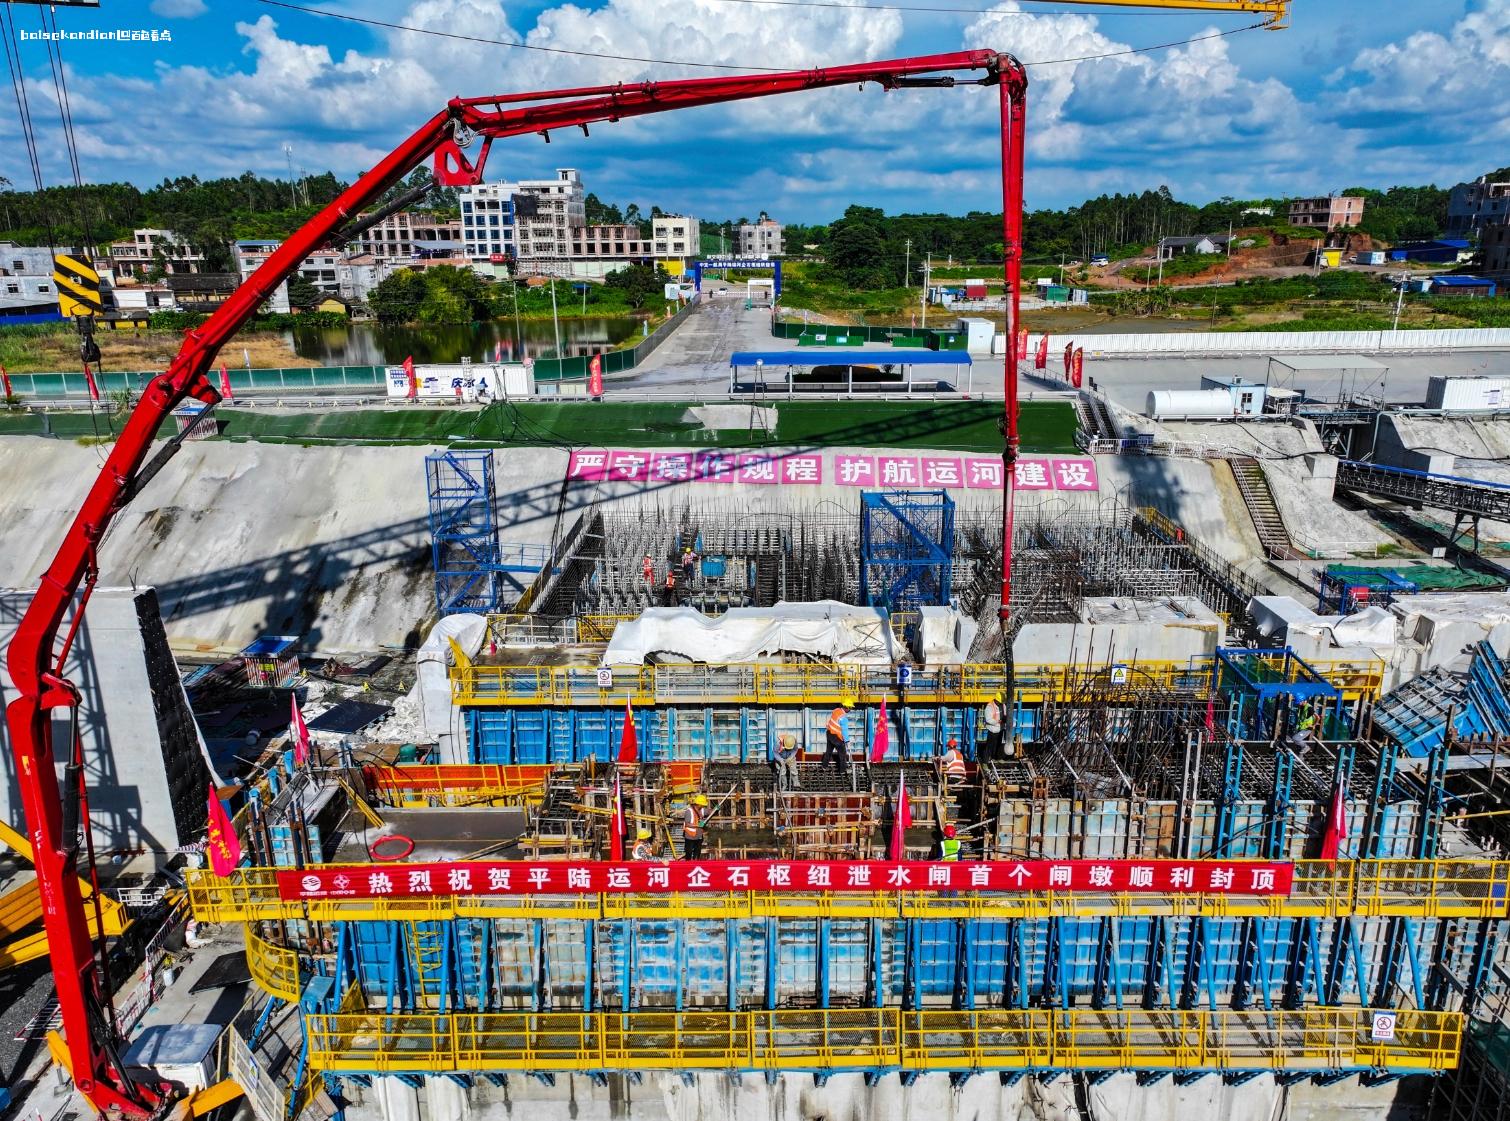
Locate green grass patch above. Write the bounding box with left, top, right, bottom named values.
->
left=204, top=399, right=1078, bottom=454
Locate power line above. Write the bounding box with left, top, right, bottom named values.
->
left=254, top=0, right=1264, bottom=74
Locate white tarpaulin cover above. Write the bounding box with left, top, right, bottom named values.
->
left=1327, top=605, right=1397, bottom=647
left=415, top=613, right=488, bottom=763
left=602, top=602, right=895, bottom=666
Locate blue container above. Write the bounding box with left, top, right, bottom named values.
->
left=701, top=557, right=727, bottom=578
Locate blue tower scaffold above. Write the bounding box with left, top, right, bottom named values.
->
left=858, top=489, right=955, bottom=612
left=426, top=451, right=502, bottom=616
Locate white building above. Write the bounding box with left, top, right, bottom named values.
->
left=738, top=215, right=784, bottom=258
left=106, top=228, right=205, bottom=282
left=460, top=169, right=586, bottom=278
left=653, top=215, right=701, bottom=272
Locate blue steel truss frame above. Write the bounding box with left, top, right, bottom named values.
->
left=427, top=451, right=502, bottom=616
left=858, top=490, right=955, bottom=613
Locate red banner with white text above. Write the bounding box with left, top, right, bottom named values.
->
left=277, top=859, right=1293, bottom=900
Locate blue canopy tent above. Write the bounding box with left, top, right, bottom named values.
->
left=728, top=349, right=973, bottom=396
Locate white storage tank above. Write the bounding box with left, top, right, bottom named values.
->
left=1425, top=375, right=1510, bottom=411
left=1146, top=389, right=1236, bottom=419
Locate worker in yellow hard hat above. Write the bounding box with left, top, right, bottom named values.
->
left=632, top=828, right=654, bottom=861
left=683, top=793, right=709, bottom=861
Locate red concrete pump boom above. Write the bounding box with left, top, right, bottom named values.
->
left=3, top=50, right=1025, bottom=1116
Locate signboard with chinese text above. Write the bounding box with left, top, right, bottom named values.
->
left=279, top=859, right=1292, bottom=900
left=567, top=451, right=1096, bottom=492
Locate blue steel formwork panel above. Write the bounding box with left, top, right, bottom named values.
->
left=427, top=451, right=502, bottom=616
left=334, top=915, right=1494, bottom=1025
left=464, top=704, right=981, bottom=763
left=858, top=490, right=955, bottom=612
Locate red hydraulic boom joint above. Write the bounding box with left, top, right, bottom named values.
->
left=3, top=51, right=1025, bottom=1117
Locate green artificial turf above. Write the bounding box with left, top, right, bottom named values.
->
left=7, top=398, right=1078, bottom=454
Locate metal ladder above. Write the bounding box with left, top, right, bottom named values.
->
left=1227, top=456, right=1303, bottom=560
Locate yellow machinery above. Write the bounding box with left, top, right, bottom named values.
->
left=0, top=819, right=127, bottom=969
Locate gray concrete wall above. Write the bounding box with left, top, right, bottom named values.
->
left=341, top=1070, right=1418, bottom=1121
left=0, top=587, right=208, bottom=853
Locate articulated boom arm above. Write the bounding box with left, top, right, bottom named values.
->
left=3, top=49, right=1025, bottom=1117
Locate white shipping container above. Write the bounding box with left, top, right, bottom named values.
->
left=1425, top=375, right=1510, bottom=411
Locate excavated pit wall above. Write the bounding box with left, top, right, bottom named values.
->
left=0, top=437, right=1259, bottom=652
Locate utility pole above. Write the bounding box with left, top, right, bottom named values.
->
left=1392, top=272, right=1409, bottom=332
left=904, top=238, right=911, bottom=288
left=283, top=144, right=297, bottom=207
left=550, top=274, right=561, bottom=356
left=921, top=252, right=931, bottom=328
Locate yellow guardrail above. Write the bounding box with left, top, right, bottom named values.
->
left=184, top=860, right=1510, bottom=925
left=305, top=1006, right=1460, bottom=1075
left=244, top=924, right=302, bottom=1003
left=451, top=656, right=1384, bottom=708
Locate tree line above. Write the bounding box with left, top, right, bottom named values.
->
left=1, top=165, right=1475, bottom=289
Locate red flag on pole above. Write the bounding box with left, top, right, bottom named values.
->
left=588, top=354, right=603, bottom=397
left=219, top=364, right=234, bottom=401
left=494, top=340, right=503, bottom=363
left=0, top=364, right=12, bottom=399
left=1015, top=326, right=1028, bottom=363
left=869, top=697, right=890, bottom=763
left=404, top=355, right=418, bottom=399
left=83, top=362, right=100, bottom=402
left=1204, top=696, right=1216, bottom=736
left=1071, top=347, right=1084, bottom=388
left=1034, top=335, right=1049, bottom=370
left=1063, top=343, right=1074, bottom=379
left=1320, top=782, right=1348, bottom=861
left=609, top=771, right=625, bottom=860
left=889, top=778, right=910, bottom=861
left=289, top=694, right=311, bottom=765
left=617, top=696, right=638, bottom=763
left=205, top=783, right=242, bottom=877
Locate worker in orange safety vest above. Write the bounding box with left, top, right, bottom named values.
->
left=822, top=701, right=852, bottom=773
left=940, top=738, right=967, bottom=779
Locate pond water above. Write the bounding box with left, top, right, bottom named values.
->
left=286, top=317, right=642, bottom=366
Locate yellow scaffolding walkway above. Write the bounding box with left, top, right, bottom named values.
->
left=304, top=1006, right=1459, bottom=1076
left=187, top=859, right=1510, bottom=925
left=449, top=657, right=1383, bottom=707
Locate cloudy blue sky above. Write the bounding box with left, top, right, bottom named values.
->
left=2, top=0, right=1507, bottom=221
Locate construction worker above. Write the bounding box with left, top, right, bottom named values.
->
left=981, top=695, right=1003, bottom=762
left=632, top=828, right=655, bottom=861
left=1288, top=701, right=1318, bottom=748
left=940, top=737, right=967, bottom=780
left=683, top=793, right=708, bottom=860
left=939, top=824, right=961, bottom=862
left=822, top=701, right=852, bottom=773
left=662, top=568, right=678, bottom=607
left=681, top=546, right=698, bottom=582
left=642, top=554, right=655, bottom=583
left=774, top=732, right=801, bottom=790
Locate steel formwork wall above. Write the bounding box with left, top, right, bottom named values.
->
left=427, top=451, right=502, bottom=616
left=332, top=913, right=1503, bottom=1017
left=465, top=704, right=982, bottom=764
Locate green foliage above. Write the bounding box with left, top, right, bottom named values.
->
left=285, top=273, right=321, bottom=311
left=1341, top=184, right=1451, bottom=243
left=603, top=263, right=671, bottom=310
left=826, top=207, right=892, bottom=289
left=368, top=270, right=431, bottom=324
left=1124, top=253, right=1224, bottom=283
left=145, top=309, right=347, bottom=331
